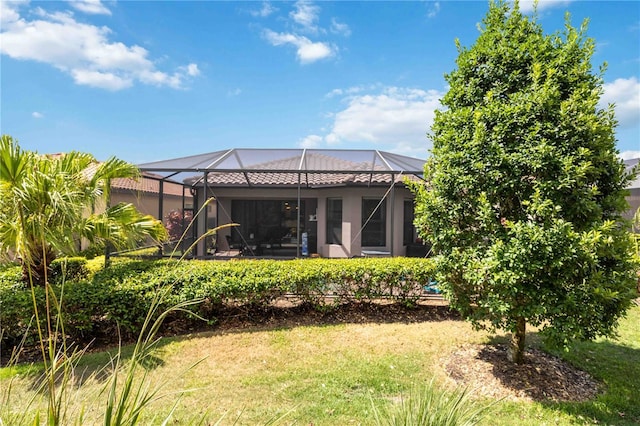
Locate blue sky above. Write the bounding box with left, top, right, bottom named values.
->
left=1, top=0, right=639, bottom=164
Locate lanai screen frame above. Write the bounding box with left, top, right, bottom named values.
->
left=137, top=148, right=427, bottom=258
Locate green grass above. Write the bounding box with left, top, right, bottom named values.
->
left=542, top=306, right=640, bottom=425
left=0, top=363, right=40, bottom=379
left=2, top=306, right=639, bottom=425
left=489, top=305, right=640, bottom=426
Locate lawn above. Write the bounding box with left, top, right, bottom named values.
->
left=1, top=304, right=639, bottom=425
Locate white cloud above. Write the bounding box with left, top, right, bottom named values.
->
left=263, top=29, right=335, bottom=64
left=322, top=86, right=443, bottom=155
left=32, top=111, right=44, bottom=118
left=0, top=1, right=25, bottom=25
left=330, top=18, right=351, bottom=37
left=227, top=88, right=242, bottom=97
left=290, top=0, right=320, bottom=33
left=325, top=84, right=381, bottom=98
left=180, top=63, right=200, bottom=77
left=67, top=0, right=111, bottom=16
left=261, top=0, right=348, bottom=64
left=320, top=81, right=635, bottom=159
left=71, top=69, right=131, bottom=90
left=516, top=0, right=573, bottom=13
left=600, top=77, right=640, bottom=127
left=139, top=69, right=183, bottom=88
left=298, top=134, right=323, bottom=148
left=427, top=1, right=440, bottom=19
left=249, top=1, right=276, bottom=18
left=620, top=150, right=640, bottom=161
left=0, top=3, right=199, bottom=90
left=326, top=88, right=344, bottom=98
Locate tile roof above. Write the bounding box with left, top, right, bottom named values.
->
left=40, top=153, right=190, bottom=196
left=184, top=152, right=423, bottom=187
left=84, top=162, right=189, bottom=196
left=111, top=173, right=188, bottom=197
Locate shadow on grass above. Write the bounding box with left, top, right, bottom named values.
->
left=13, top=338, right=171, bottom=393
left=542, top=338, right=640, bottom=426
left=5, top=300, right=458, bottom=390
left=455, top=333, right=640, bottom=425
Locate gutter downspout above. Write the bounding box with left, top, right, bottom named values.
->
left=297, top=172, right=301, bottom=258
left=158, top=179, right=164, bottom=256
left=203, top=171, right=209, bottom=259
left=390, top=173, right=394, bottom=257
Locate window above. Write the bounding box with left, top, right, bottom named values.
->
left=403, top=199, right=416, bottom=245
left=326, top=198, right=342, bottom=244
left=361, top=198, right=386, bottom=247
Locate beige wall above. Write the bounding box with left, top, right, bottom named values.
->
left=111, top=190, right=188, bottom=220
left=624, top=188, right=640, bottom=226
left=80, top=190, right=190, bottom=251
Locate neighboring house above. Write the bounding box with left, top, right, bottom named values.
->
left=138, top=149, right=427, bottom=258
left=110, top=172, right=192, bottom=221
left=79, top=160, right=192, bottom=221
left=86, top=164, right=192, bottom=251
left=624, top=158, right=640, bottom=227
left=45, top=155, right=192, bottom=251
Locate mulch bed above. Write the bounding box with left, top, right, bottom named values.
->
left=164, top=299, right=457, bottom=335
left=444, top=343, right=601, bottom=402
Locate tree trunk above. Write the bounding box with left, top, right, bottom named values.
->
left=21, top=245, right=55, bottom=286
left=508, top=316, right=526, bottom=364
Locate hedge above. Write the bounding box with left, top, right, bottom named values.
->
left=50, top=257, right=90, bottom=284
left=0, top=256, right=436, bottom=352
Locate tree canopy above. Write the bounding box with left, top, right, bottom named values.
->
left=412, top=0, right=637, bottom=363
left=0, top=135, right=168, bottom=285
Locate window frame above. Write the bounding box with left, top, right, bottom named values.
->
left=326, top=198, right=343, bottom=245
left=361, top=197, right=386, bottom=247
left=403, top=199, right=416, bottom=245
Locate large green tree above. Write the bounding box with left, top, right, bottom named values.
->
left=0, top=135, right=168, bottom=285
left=412, top=1, right=637, bottom=363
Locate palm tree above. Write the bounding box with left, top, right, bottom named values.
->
left=0, top=135, right=168, bottom=285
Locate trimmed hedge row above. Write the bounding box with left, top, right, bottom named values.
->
left=0, top=257, right=436, bottom=351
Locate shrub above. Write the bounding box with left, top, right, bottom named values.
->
left=0, top=278, right=45, bottom=348
left=1, top=256, right=437, bottom=354
left=50, top=257, right=89, bottom=284
left=78, top=242, right=106, bottom=259
left=0, top=264, right=21, bottom=288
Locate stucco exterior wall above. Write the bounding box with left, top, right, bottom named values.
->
left=111, top=190, right=187, bottom=220
left=624, top=188, right=640, bottom=225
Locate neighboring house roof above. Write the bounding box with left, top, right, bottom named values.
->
left=138, top=148, right=426, bottom=188
left=82, top=162, right=189, bottom=197
left=624, top=158, right=640, bottom=190
left=111, top=172, right=188, bottom=197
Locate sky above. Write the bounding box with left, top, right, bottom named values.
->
left=1, top=0, right=639, bottom=165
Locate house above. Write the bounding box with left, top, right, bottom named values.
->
left=138, top=149, right=427, bottom=258
left=110, top=172, right=192, bottom=222
left=624, top=158, right=640, bottom=227
left=108, top=171, right=194, bottom=248
left=48, top=156, right=192, bottom=252
left=78, top=160, right=192, bottom=221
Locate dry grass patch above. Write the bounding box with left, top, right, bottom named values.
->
left=4, top=304, right=638, bottom=425
left=144, top=319, right=486, bottom=424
